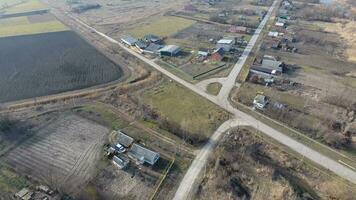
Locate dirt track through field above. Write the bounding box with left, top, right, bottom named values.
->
left=5, top=114, right=108, bottom=195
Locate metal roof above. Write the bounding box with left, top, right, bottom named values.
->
left=159, top=45, right=180, bottom=53
left=118, top=131, right=134, bottom=147
left=121, top=35, right=137, bottom=45
left=128, top=143, right=160, bottom=165
left=217, top=38, right=234, bottom=44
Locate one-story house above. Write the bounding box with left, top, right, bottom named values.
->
left=159, top=45, right=181, bottom=56
left=135, top=40, right=149, bottom=51
left=120, top=35, right=138, bottom=46
left=128, top=143, right=160, bottom=165
left=250, top=55, right=284, bottom=75
left=143, top=43, right=164, bottom=55
left=216, top=38, right=234, bottom=51
left=210, top=48, right=225, bottom=61
left=118, top=131, right=134, bottom=148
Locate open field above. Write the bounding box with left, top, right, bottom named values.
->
left=0, top=12, right=69, bottom=38
left=195, top=128, right=356, bottom=200
left=2, top=0, right=48, bottom=14
left=0, top=163, right=29, bottom=200
left=129, top=16, right=196, bottom=38
left=140, top=79, right=229, bottom=144
left=0, top=31, right=123, bottom=103
left=0, top=20, right=68, bottom=37
left=5, top=114, right=109, bottom=196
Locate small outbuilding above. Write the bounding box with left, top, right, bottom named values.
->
left=117, top=131, right=134, bottom=148
left=113, top=155, right=130, bottom=169
left=210, top=48, right=225, bottom=61
left=253, top=94, right=268, bottom=109
left=128, top=143, right=160, bottom=165
left=143, top=34, right=162, bottom=44
left=121, top=35, right=138, bottom=46
left=198, top=48, right=209, bottom=57
left=159, top=45, right=181, bottom=56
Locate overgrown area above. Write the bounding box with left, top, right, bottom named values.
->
left=195, top=128, right=356, bottom=200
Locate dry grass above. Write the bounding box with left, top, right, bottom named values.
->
left=319, top=21, right=356, bottom=63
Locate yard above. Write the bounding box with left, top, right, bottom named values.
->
left=140, top=79, right=229, bottom=144
left=129, top=16, right=196, bottom=38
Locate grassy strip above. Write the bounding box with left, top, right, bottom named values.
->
left=3, top=0, right=47, bottom=14
left=0, top=21, right=69, bottom=38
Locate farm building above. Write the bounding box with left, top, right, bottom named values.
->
left=198, top=48, right=209, bottom=57
left=143, top=43, right=164, bottom=55
left=143, top=34, right=162, bottom=44
left=210, top=48, right=225, bottom=61
left=121, top=35, right=138, bottom=46
left=229, top=26, right=248, bottom=34
left=216, top=38, right=234, bottom=51
left=118, top=131, right=134, bottom=148
left=159, top=45, right=181, bottom=56
left=128, top=143, right=160, bottom=165
left=113, top=155, right=130, bottom=169
left=135, top=40, right=149, bottom=50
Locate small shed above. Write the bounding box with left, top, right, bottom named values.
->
left=253, top=94, right=268, bottom=109
left=113, top=155, right=130, bottom=169
left=118, top=131, right=134, bottom=148
left=159, top=45, right=181, bottom=56
left=275, top=22, right=285, bottom=27
left=128, top=143, right=160, bottom=165
left=198, top=48, right=209, bottom=57
left=210, top=48, right=225, bottom=61
left=143, top=34, right=162, bottom=43
left=121, top=35, right=137, bottom=46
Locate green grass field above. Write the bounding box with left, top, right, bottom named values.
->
left=3, top=0, right=48, bottom=14
left=0, top=20, right=69, bottom=37
left=130, top=16, right=196, bottom=38
left=207, top=82, right=222, bottom=96
left=141, top=80, right=229, bottom=138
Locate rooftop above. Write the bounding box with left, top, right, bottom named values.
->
left=128, top=143, right=160, bottom=165
left=160, top=45, right=180, bottom=53
left=118, top=131, right=134, bottom=147
left=217, top=38, right=234, bottom=44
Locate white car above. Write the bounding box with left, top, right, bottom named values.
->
left=115, top=144, right=126, bottom=153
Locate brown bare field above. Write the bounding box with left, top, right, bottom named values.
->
left=5, top=114, right=109, bottom=196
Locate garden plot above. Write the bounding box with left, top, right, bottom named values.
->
left=5, top=114, right=109, bottom=196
